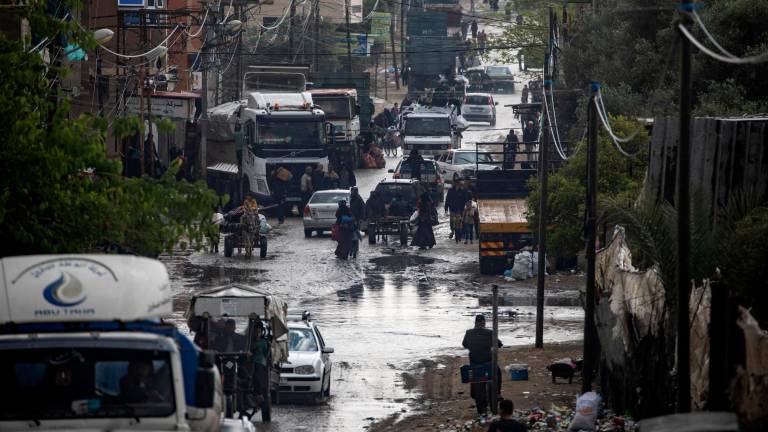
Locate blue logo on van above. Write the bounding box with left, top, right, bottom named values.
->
left=43, top=272, right=86, bottom=307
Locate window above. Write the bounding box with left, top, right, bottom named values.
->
left=255, top=120, right=324, bottom=150
left=147, top=0, right=164, bottom=8
left=485, top=66, right=513, bottom=77
left=0, top=348, right=175, bottom=421
left=314, top=97, right=353, bottom=119
left=314, top=327, right=326, bottom=348
left=465, top=95, right=491, bottom=105
left=288, top=329, right=319, bottom=352
left=454, top=152, right=494, bottom=165
left=404, top=117, right=451, bottom=136
left=310, top=192, right=350, bottom=204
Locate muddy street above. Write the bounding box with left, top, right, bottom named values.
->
left=162, top=83, right=584, bottom=432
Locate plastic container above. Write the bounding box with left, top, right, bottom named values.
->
left=460, top=363, right=492, bottom=383
left=507, top=363, right=529, bottom=381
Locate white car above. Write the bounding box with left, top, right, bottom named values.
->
left=303, top=189, right=350, bottom=238
left=279, top=313, right=334, bottom=401
left=461, top=93, right=497, bottom=125
left=435, top=149, right=500, bottom=183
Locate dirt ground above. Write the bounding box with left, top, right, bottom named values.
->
left=370, top=342, right=584, bottom=432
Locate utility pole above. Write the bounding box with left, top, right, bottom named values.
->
left=582, top=82, right=599, bottom=393
left=236, top=3, right=243, bottom=100
left=289, top=0, right=297, bottom=60
left=345, top=0, right=353, bottom=72
left=314, top=0, right=320, bottom=71
left=676, top=0, right=693, bottom=413
left=400, top=0, right=405, bottom=87
left=199, top=1, right=210, bottom=180
left=535, top=88, right=548, bottom=349
left=390, top=3, right=400, bottom=90
left=139, top=66, right=146, bottom=177
left=490, top=284, right=499, bottom=415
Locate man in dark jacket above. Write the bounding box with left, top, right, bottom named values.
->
left=366, top=191, right=387, bottom=220
left=270, top=169, right=289, bottom=224
left=349, top=186, right=366, bottom=224
left=406, top=149, right=424, bottom=181
left=445, top=181, right=470, bottom=240
left=312, top=165, right=327, bottom=191
left=462, top=314, right=503, bottom=417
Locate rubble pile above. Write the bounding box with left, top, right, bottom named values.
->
left=514, top=406, right=637, bottom=431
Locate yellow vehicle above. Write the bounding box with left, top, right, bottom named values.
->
left=475, top=143, right=535, bottom=274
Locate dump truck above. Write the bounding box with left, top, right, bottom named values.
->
left=475, top=143, right=536, bottom=274
left=307, top=72, right=373, bottom=168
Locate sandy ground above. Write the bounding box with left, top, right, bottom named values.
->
left=371, top=342, right=584, bottom=431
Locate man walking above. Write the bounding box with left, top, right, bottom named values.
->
left=300, top=166, right=314, bottom=210
left=445, top=181, right=470, bottom=241
left=462, top=314, right=503, bottom=421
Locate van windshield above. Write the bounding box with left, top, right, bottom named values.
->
left=404, top=117, right=451, bottom=136
left=0, top=348, right=175, bottom=421
left=315, top=97, right=353, bottom=119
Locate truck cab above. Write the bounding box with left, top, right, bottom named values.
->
left=0, top=255, right=226, bottom=431
left=400, top=105, right=465, bottom=156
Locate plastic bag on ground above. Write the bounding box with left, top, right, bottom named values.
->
left=511, top=251, right=533, bottom=280
left=259, top=214, right=271, bottom=233
left=568, top=392, right=601, bottom=431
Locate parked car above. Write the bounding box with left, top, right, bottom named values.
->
left=390, top=157, right=444, bottom=202
left=460, top=93, right=497, bottom=125
left=303, top=189, right=350, bottom=237
left=279, top=312, right=333, bottom=402
left=484, top=65, right=516, bottom=93
left=435, top=149, right=500, bottom=183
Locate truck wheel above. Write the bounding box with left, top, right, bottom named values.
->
left=261, top=386, right=272, bottom=422
left=260, top=236, right=268, bottom=258
left=399, top=222, right=408, bottom=246
left=224, top=236, right=234, bottom=257
left=304, top=228, right=313, bottom=238
left=368, top=223, right=377, bottom=244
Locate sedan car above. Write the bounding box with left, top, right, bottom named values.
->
left=484, top=65, right=516, bottom=93
left=460, top=93, right=497, bottom=125
left=279, top=314, right=333, bottom=401
left=435, top=149, right=500, bottom=183
left=303, top=189, right=350, bottom=238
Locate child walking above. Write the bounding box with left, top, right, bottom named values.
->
left=462, top=197, right=478, bottom=244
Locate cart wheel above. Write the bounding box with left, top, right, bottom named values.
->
left=224, top=236, right=234, bottom=258
left=368, top=222, right=377, bottom=244
left=260, top=236, right=268, bottom=258
left=261, top=386, right=272, bottom=422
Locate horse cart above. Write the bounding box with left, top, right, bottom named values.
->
left=187, top=285, right=289, bottom=423
left=367, top=217, right=410, bottom=245
left=221, top=206, right=269, bottom=258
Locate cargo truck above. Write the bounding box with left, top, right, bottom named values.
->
left=475, top=144, right=536, bottom=274
left=206, top=65, right=332, bottom=210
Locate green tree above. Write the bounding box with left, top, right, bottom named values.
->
left=0, top=0, right=218, bottom=257
left=526, top=116, right=648, bottom=261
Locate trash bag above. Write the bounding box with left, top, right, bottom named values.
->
left=259, top=214, right=271, bottom=233
left=568, top=392, right=601, bottom=431
left=409, top=210, right=419, bottom=224
left=511, top=251, right=533, bottom=280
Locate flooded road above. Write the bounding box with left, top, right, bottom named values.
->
left=162, top=72, right=580, bottom=431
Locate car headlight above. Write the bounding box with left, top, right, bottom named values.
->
left=294, top=365, right=316, bottom=375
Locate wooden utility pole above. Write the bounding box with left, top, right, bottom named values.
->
left=676, top=0, right=693, bottom=413
left=289, top=0, right=297, bottom=60
left=345, top=0, right=353, bottom=72
left=390, top=4, right=400, bottom=90
left=314, top=0, right=320, bottom=70
left=582, top=82, right=599, bottom=393
left=490, top=284, right=499, bottom=415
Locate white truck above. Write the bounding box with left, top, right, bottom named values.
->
left=0, top=255, right=244, bottom=431
left=400, top=104, right=468, bottom=156
left=207, top=67, right=331, bottom=210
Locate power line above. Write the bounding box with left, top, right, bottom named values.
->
left=679, top=20, right=768, bottom=65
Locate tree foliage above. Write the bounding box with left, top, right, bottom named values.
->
left=0, top=1, right=218, bottom=257
left=526, top=116, right=649, bottom=261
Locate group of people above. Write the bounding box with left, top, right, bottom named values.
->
left=445, top=180, right=479, bottom=244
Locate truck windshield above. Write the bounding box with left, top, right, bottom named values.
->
left=404, top=117, right=451, bottom=136
left=486, top=66, right=513, bottom=77
left=255, top=120, right=324, bottom=150
left=315, top=97, right=353, bottom=119
left=0, top=348, right=175, bottom=421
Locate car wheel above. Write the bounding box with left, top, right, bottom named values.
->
left=304, top=228, right=313, bottom=238
left=224, top=236, right=234, bottom=257
left=323, top=373, right=331, bottom=397
left=259, top=236, right=268, bottom=258
left=314, top=373, right=326, bottom=404
left=490, top=116, right=496, bottom=127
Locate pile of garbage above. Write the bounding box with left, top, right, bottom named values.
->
left=512, top=394, right=637, bottom=432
